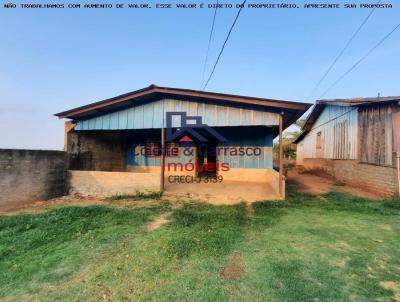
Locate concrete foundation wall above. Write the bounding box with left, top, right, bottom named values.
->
left=301, top=158, right=398, bottom=197
left=68, top=170, right=160, bottom=196
left=126, top=166, right=283, bottom=198
left=220, top=167, right=283, bottom=196
left=0, top=149, right=67, bottom=207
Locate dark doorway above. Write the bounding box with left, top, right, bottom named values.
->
left=196, top=142, right=217, bottom=177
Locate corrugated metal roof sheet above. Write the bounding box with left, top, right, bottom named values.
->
left=294, top=95, right=400, bottom=144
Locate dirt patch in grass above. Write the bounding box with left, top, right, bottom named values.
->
left=332, top=258, right=348, bottom=268
left=0, top=196, right=103, bottom=215
left=219, top=255, right=245, bottom=280
left=111, top=199, right=168, bottom=209
left=105, top=191, right=162, bottom=202
left=378, top=224, right=393, bottom=231
left=245, top=203, right=254, bottom=217
left=146, top=201, right=185, bottom=231
left=287, top=169, right=383, bottom=199
left=287, top=170, right=334, bottom=195
left=147, top=213, right=172, bottom=231
left=0, top=196, right=173, bottom=216
left=379, top=281, right=400, bottom=301
left=333, top=240, right=352, bottom=251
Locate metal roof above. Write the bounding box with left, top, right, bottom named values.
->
left=316, top=96, right=400, bottom=105
left=293, top=95, right=400, bottom=144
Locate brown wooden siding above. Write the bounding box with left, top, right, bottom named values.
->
left=358, top=103, right=395, bottom=166
left=392, top=105, right=400, bottom=154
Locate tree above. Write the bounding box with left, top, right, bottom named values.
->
left=273, top=132, right=298, bottom=159
left=295, top=119, right=306, bottom=128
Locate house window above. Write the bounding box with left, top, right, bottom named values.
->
left=316, top=132, right=322, bottom=149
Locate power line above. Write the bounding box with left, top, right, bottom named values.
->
left=308, top=1, right=380, bottom=98
left=295, top=106, right=358, bottom=144
left=203, top=0, right=247, bottom=90
left=307, top=107, right=357, bottom=135
left=319, top=21, right=400, bottom=99
left=200, top=0, right=219, bottom=89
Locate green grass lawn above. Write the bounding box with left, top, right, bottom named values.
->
left=1, top=183, right=400, bottom=301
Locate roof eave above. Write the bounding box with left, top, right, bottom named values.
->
left=55, top=85, right=311, bottom=120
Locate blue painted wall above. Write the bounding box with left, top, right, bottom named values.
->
left=127, top=144, right=195, bottom=167
left=217, top=127, right=273, bottom=169
left=76, top=98, right=279, bottom=130
left=127, top=126, right=273, bottom=169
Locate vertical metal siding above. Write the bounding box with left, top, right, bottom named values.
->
left=302, top=105, right=358, bottom=160
left=126, top=127, right=274, bottom=169
left=218, top=136, right=273, bottom=169
left=75, top=98, right=279, bottom=130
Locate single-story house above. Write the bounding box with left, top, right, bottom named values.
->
left=56, top=85, right=311, bottom=201
left=294, top=96, right=400, bottom=197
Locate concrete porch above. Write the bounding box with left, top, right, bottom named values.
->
left=68, top=170, right=282, bottom=204
left=164, top=180, right=280, bottom=204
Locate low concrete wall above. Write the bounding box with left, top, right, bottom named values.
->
left=68, top=170, right=160, bottom=196
left=220, top=167, right=283, bottom=198
left=0, top=149, right=67, bottom=207
left=220, top=167, right=275, bottom=181
left=300, top=158, right=398, bottom=197
left=127, top=166, right=284, bottom=199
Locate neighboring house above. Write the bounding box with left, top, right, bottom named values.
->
left=55, top=85, right=311, bottom=200
left=294, top=96, right=400, bottom=197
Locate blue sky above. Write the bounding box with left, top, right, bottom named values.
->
left=0, top=1, right=399, bottom=149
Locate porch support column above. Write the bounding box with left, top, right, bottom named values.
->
left=160, top=128, right=166, bottom=191
left=279, top=113, right=284, bottom=199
